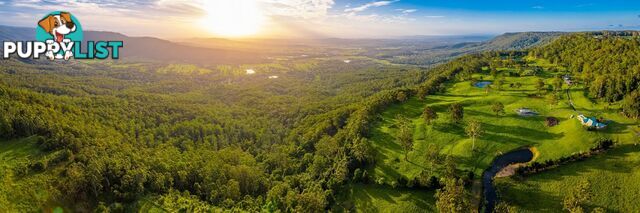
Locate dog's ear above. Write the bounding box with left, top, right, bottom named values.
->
left=60, top=12, right=72, bottom=23
left=38, top=15, right=55, bottom=33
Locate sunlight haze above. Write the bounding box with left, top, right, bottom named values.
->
left=0, top=0, right=639, bottom=39
left=200, top=0, right=266, bottom=37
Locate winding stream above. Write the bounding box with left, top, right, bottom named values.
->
left=481, top=148, right=534, bottom=212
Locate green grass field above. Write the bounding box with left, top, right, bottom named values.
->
left=369, top=69, right=635, bottom=182
left=495, top=144, right=640, bottom=212
left=343, top=58, right=638, bottom=211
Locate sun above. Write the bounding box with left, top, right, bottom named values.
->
left=200, top=0, right=265, bottom=37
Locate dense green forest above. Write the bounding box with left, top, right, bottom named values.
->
left=0, top=57, right=434, bottom=211
left=530, top=32, right=640, bottom=104
left=1, top=32, right=640, bottom=212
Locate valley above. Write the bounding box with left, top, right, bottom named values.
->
left=1, top=30, right=639, bottom=212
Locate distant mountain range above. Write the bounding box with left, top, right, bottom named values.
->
left=483, top=32, right=566, bottom=50
left=368, top=32, right=567, bottom=65
left=0, top=25, right=565, bottom=65
left=0, top=25, right=266, bottom=64
left=444, top=32, right=567, bottom=51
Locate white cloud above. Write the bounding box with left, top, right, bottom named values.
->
left=261, top=0, right=335, bottom=19
left=532, top=6, right=544, bottom=9
left=400, top=9, right=417, bottom=14
left=425, top=15, right=445, bottom=18
left=344, top=0, right=397, bottom=13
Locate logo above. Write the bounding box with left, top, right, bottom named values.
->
left=3, top=11, right=123, bottom=61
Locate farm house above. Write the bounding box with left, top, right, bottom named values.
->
left=577, top=114, right=607, bottom=129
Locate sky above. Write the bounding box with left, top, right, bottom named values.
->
left=0, top=0, right=638, bottom=38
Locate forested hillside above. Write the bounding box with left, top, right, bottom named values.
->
left=371, top=32, right=564, bottom=65
left=484, top=32, right=565, bottom=50
left=530, top=32, right=640, bottom=118
left=0, top=57, right=433, bottom=211
left=0, top=25, right=264, bottom=64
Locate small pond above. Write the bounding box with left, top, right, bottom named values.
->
left=474, top=81, right=492, bottom=88
left=481, top=148, right=534, bottom=213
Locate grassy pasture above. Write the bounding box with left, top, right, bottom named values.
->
left=344, top=57, right=638, bottom=211
left=495, top=143, right=640, bottom=212
left=368, top=66, right=634, bottom=183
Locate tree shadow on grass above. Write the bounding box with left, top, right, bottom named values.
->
left=466, top=109, right=548, bottom=121
left=481, top=133, right=533, bottom=147
left=433, top=122, right=466, bottom=136
left=494, top=179, right=564, bottom=212
left=372, top=129, right=402, bottom=152
left=375, top=161, right=405, bottom=181
left=352, top=183, right=436, bottom=212
left=431, top=93, right=482, bottom=99
left=494, top=145, right=640, bottom=212
left=482, top=123, right=565, bottom=141
left=604, top=120, right=635, bottom=135
left=520, top=144, right=640, bottom=183
left=467, top=143, right=498, bottom=173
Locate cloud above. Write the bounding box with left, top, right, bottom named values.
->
left=532, top=5, right=544, bottom=9
left=0, top=0, right=339, bottom=36
left=398, top=9, right=417, bottom=14
left=344, top=0, right=397, bottom=13
left=425, top=15, right=445, bottom=18
left=262, top=0, right=335, bottom=19
left=336, top=0, right=414, bottom=27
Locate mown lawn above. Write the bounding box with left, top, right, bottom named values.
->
left=495, top=144, right=640, bottom=212
left=366, top=58, right=636, bottom=184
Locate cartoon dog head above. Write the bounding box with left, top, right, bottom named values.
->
left=38, top=12, right=76, bottom=43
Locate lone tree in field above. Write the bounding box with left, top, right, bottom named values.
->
left=536, top=78, right=546, bottom=96
left=396, top=91, right=408, bottom=102
left=395, top=115, right=414, bottom=161
left=553, top=75, right=563, bottom=92
left=424, top=143, right=441, bottom=172
left=449, top=103, right=464, bottom=124
left=621, top=91, right=640, bottom=120
left=422, top=106, right=438, bottom=125
left=547, top=93, right=559, bottom=107
left=495, top=78, right=505, bottom=91
left=465, top=120, right=484, bottom=150
left=491, top=102, right=505, bottom=116
left=443, top=156, right=457, bottom=179
left=435, top=178, right=472, bottom=213
left=563, top=180, right=591, bottom=213
left=490, top=68, right=498, bottom=79
left=514, top=82, right=523, bottom=89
